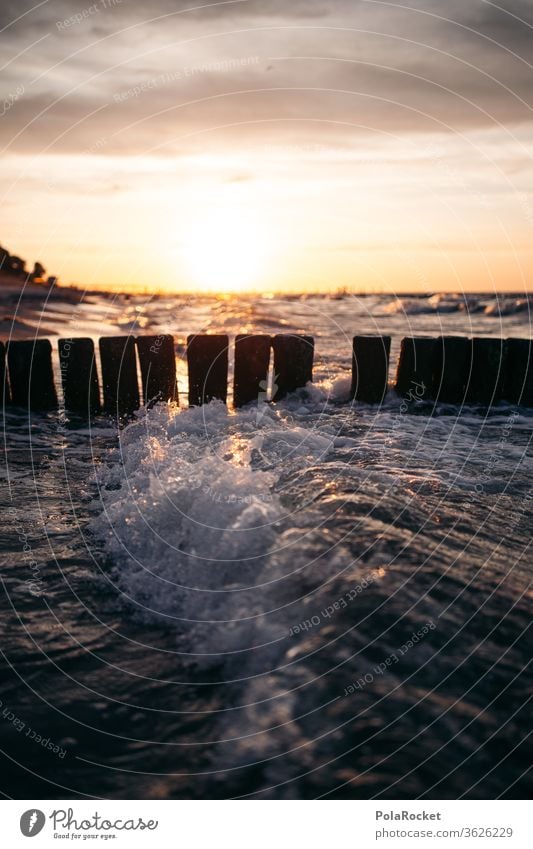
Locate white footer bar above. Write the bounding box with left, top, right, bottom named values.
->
left=3, top=800, right=530, bottom=848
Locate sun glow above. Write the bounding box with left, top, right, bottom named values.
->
left=182, top=207, right=270, bottom=292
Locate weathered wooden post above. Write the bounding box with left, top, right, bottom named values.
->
left=271, top=334, right=314, bottom=400
left=99, top=336, right=139, bottom=417
left=395, top=336, right=435, bottom=399
left=233, top=334, right=271, bottom=408
left=433, top=336, right=470, bottom=403
left=59, top=338, right=100, bottom=416
left=466, top=337, right=507, bottom=404
left=136, top=334, right=178, bottom=405
left=351, top=335, right=391, bottom=403
left=7, top=339, right=57, bottom=410
left=187, top=334, right=229, bottom=406
left=504, top=338, right=533, bottom=405
left=0, top=341, right=10, bottom=406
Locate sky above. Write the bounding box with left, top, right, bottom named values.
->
left=0, top=0, right=532, bottom=293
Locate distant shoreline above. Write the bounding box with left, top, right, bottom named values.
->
left=2, top=278, right=533, bottom=301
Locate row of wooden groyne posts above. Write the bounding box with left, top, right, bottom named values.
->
left=0, top=333, right=532, bottom=419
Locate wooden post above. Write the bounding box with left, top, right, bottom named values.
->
left=136, top=335, right=178, bottom=406
left=99, top=336, right=139, bottom=417
left=59, top=338, right=100, bottom=416
left=395, top=336, right=435, bottom=400
left=433, top=336, right=470, bottom=403
left=351, top=335, right=391, bottom=403
left=233, top=334, right=271, bottom=408
left=504, top=338, right=533, bottom=405
left=187, top=334, right=229, bottom=406
left=7, top=339, right=57, bottom=410
left=0, top=341, right=10, bottom=406
left=466, top=337, right=507, bottom=404
left=271, top=334, right=314, bottom=400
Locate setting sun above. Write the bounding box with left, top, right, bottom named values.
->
left=182, top=207, right=270, bottom=292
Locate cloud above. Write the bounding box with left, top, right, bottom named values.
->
left=0, top=0, right=531, bottom=156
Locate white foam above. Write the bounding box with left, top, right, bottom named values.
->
left=89, top=393, right=533, bottom=670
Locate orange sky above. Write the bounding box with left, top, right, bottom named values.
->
left=1, top=0, right=532, bottom=293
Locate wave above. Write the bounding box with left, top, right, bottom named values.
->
left=380, top=293, right=531, bottom=317
left=89, top=396, right=533, bottom=644
left=483, top=298, right=530, bottom=316
left=88, top=400, right=352, bottom=662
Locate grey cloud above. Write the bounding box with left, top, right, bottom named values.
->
left=0, top=0, right=532, bottom=154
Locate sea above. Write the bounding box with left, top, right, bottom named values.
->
left=1, top=289, right=532, bottom=799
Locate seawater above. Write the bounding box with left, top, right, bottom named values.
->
left=0, top=291, right=532, bottom=798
